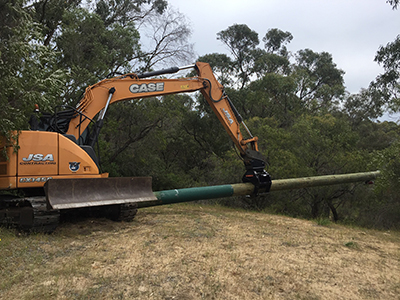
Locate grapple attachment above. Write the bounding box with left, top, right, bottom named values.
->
left=45, top=177, right=157, bottom=210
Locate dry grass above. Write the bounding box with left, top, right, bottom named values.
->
left=1, top=203, right=399, bottom=299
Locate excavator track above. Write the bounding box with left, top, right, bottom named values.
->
left=108, top=203, right=138, bottom=222
left=0, top=194, right=138, bottom=233
left=0, top=196, right=60, bottom=233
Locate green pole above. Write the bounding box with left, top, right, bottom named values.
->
left=138, top=171, right=380, bottom=208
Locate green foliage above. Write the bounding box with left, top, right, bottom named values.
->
left=315, top=217, right=331, bottom=226
left=91, top=22, right=396, bottom=228
left=262, top=28, right=293, bottom=57
left=212, top=24, right=345, bottom=117
left=217, top=24, right=260, bottom=88
left=342, top=88, right=386, bottom=125
left=217, top=24, right=259, bottom=60
left=355, top=120, right=399, bottom=151
left=31, top=0, right=82, bottom=46
left=372, top=141, right=400, bottom=194
left=0, top=0, right=67, bottom=139
left=373, top=35, right=400, bottom=112
left=293, top=49, right=345, bottom=111
left=95, top=0, right=168, bottom=26
left=241, top=114, right=374, bottom=219
left=344, top=241, right=358, bottom=249
left=243, top=73, right=301, bottom=126
left=56, top=8, right=141, bottom=103
left=252, top=50, right=291, bottom=76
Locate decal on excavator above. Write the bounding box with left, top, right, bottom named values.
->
left=69, top=162, right=80, bottom=172
left=222, top=108, right=234, bottom=125
left=19, top=177, right=52, bottom=183
left=129, top=82, right=164, bottom=94
left=22, top=154, right=54, bottom=162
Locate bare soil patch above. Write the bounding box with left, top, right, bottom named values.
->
left=1, top=203, right=399, bottom=299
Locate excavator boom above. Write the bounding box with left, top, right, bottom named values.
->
left=67, top=62, right=255, bottom=156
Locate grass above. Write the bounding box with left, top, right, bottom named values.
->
left=1, top=203, right=400, bottom=299
left=314, top=217, right=332, bottom=227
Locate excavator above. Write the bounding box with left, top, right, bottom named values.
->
left=0, top=62, right=271, bottom=232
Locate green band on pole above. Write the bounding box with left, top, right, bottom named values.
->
left=139, top=184, right=235, bottom=208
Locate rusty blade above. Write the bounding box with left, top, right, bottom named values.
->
left=45, top=177, right=157, bottom=210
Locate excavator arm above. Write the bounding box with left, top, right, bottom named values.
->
left=194, top=62, right=272, bottom=193
left=65, top=62, right=271, bottom=193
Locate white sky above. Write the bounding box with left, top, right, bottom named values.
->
left=167, top=0, right=400, bottom=94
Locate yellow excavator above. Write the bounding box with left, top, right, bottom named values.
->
left=0, top=62, right=271, bottom=232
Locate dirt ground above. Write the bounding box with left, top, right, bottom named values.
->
left=1, top=203, right=399, bottom=299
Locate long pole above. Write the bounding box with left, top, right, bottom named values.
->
left=138, top=171, right=380, bottom=208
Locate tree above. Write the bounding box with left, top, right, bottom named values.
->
left=217, top=24, right=260, bottom=88
left=238, top=73, right=300, bottom=126
left=354, top=120, right=399, bottom=151
left=55, top=7, right=141, bottom=103
left=30, top=0, right=81, bottom=46
left=0, top=0, right=66, bottom=144
left=252, top=48, right=291, bottom=77
left=93, top=0, right=194, bottom=71
left=100, top=93, right=236, bottom=190
left=373, top=35, right=400, bottom=112
left=293, top=49, right=345, bottom=113
left=264, top=114, right=367, bottom=220
left=211, top=25, right=296, bottom=88
left=95, top=0, right=168, bottom=26
left=365, top=140, right=400, bottom=228
left=98, top=97, right=165, bottom=177
left=342, top=88, right=385, bottom=126
left=30, top=0, right=167, bottom=46
left=139, top=7, right=194, bottom=70
left=387, top=0, right=399, bottom=9
left=263, top=28, right=293, bottom=57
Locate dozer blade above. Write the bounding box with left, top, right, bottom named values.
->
left=44, top=177, right=157, bottom=210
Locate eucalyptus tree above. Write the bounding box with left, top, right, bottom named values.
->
left=292, top=49, right=345, bottom=113
left=341, top=88, right=385, bottom=127
left=373, top=35, right=400, bottom=113
left=255, top=28, right=293, bottom=76
left=55, top=6, right=142, bottom=103
left=217, top=24, right=260, bottom=89
left=263, top=28, right=293, bottom=57
left=0, top=0, right=67, bottom=144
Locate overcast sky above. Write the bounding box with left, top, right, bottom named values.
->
left=166, top=0, right=399, bottom=94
